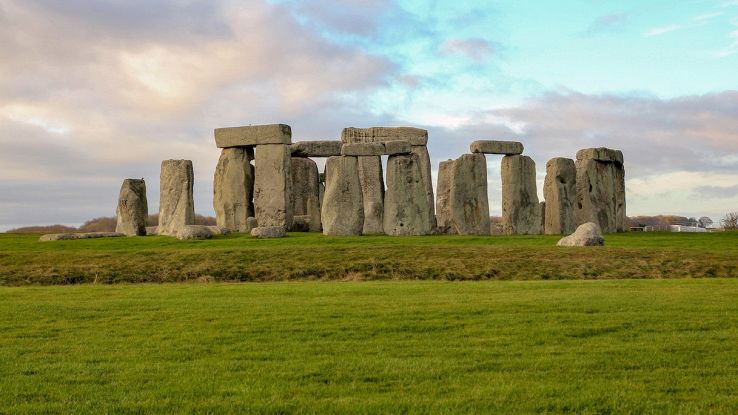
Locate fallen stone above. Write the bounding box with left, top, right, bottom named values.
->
left=176, top=225, right=214, bottom=240
left=290, top=140, right=343, bottom=157
left=321, top=156, right=364, bottom=236
left=557, top=222, right=605, bottom=246
left=214, top=124, right=291, bottom=148
left=291, top=157, right=321, bottom=232
left=341, top=127, right=428, bottom=146
left=384, top=154, right=431, bottom=236
left=470, top=140, right=524, bottom=155
left=290, top=215, right=312, bottom=232
left=450, top=154, right=490, bottom=235
left=575, top=148, right=626, bottom=233
left=411, top=145, right=436, bottom=228
left=341, top=142, right=385, bottom=156
left=159, top=160, right=195, bottom=237
left=115, top=178, right=148, bottom=236
left=251, top=226, right=287, bottom=238
left=357, top=156, right=384, bottom=234
left=254, top=144, right=292, bottom=229
left=501, top=155, right=543, bottom=235
left=543, top=158, right=577, bottom=235
left=384, top=140, right=412, bottom=155
left=40, top=232, right=125, bottom=241
left=214, top=147, right=254, bottom=232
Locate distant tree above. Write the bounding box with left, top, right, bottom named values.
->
left=723, top=212, right=738, bottom=231
left=6, top=225, right=77, bottom=234
left=78, top=217, right=117, bottom=232
left=698, top=216, right=713, bottom=228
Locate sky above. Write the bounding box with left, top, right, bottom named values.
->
left=1, top=0, right=737, bottom=230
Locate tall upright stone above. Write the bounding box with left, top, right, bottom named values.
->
left=411, top=145, right=436, bottom=228
left=543, top=158, right=577, bottom=235
left=322, top=156, right=363, bottom=236
left=290, top=157, right=321, bottom=232
left=574, top=148, right=626, bottom=233
left=213, top=147, right=254, bottom=232
left=435, top=155, right=490, bottom=235
left=254, top=144, right=292, bottom=229
left=159, top=160, right=195, bottom=237
left=384, top=154, right=431, bottom=236
left=116, top=179, right=148, bottom=236
left=435, top=160, right=455, bottom=232
left=357, top=156, right=384, bottom=234
left=501, top=155, right=542, bottom=235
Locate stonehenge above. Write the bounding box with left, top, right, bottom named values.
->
left=115, top=179, right=148, bottom=236
left=158, top=160, right=195, bottom=237
left=106, top=121, right=625, bottom=241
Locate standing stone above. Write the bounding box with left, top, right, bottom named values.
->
left=115, top=179, right=148, bottom=236
left=213, top=147, right=254, bottom=232
left=254, top=144, right=292, bottom=229
left=411, top=145, right=436, bottom=228
left=321, top=156, right=363, bottom=236
left=357, top=156, right=384, bottom=234
left=451, top=154, right=490, bottom=235
left=435, top=160, right=455, bottom=233
left=159, top=160, right=195, bottom=237
left=574, top=148, right=626, bottom=233
left=501, top=155, right=542, bottom=235
left=290, top=157, right=321, bottom=232
left=384, top=154, right=431, bottom=236
left=543, top=158, right=577, bottom=235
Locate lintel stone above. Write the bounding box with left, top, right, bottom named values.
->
left=341, top=127, right=428, bottom=146
left=215, top=124, right=291, bottom=148
left=291, top=140, right=343, bottom=157
left=470, top=140, right=524, bottom=155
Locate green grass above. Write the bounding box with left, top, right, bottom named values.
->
left=1, top=232, right=737, bottom=285
left=2, top=279, right=738, bottom=413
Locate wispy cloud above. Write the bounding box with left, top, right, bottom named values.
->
left=438, top=38, right=495, bottom=62
left=583, top=12, right=630, bottom=35
left=645, top=24, right=684, bottom=37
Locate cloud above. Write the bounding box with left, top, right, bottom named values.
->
left=692, top=184, right=738, bottom=199
left=583, top=12, right=630, bottom=35
left=439, top=38, right=496, bottom=62
left=645, top=24, right=684, bottom=37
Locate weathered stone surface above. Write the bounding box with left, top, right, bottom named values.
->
left=543, top=158, right=577, bottom=235
left=384, top=140, right=412, bottom=155
left=321, top=156, right=364, bottom=236
left=291, top=140, right=343, bottom=157
left=384, top=154, right=432, bottom=236
left=451, top=154, right=491, bottom=235
left=290, top=215, right=311, bottom=232
left=557, top=222, right=604, bottom=246
left=576, top=148, right=624, bottom=164
left=213, top=147, right=253, bottom=232
left=254, top=144, right=292, bottom=229
left=115, top=179, right=148, bottom=236
left=215, top=124, right=291, bottom=148
left=357, top=156, right=384, bottom=234
left=341, top=142, right=385, bottom=156
left=177, top=225, right=216, bottom=240
left=250, top=226, right=286, bottom=238
left=159, top=160, right=195, bottom=237
left=341, top=127, right=428, bottom=146
left=435, top=159, right=455, bottom=233
left=501, top=155, right=543, bottom=235
left=246, top=217, right=258, bottom=232
left=411, top=145, right=436, bottom=228
left=470, top=140, right=524, bottom=155
left=290, top=157, right=321, bottom=232
left=40, top=232, right=125, bottom=241
left=574, top=148, right=626, bottom=233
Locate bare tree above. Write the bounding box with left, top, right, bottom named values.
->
left=722, top=212, right=738, bottom=231
left=698, top=216, right=713, bottom=228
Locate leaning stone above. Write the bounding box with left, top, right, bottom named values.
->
left=254, top=144, right=292, bottom=229
left=290, top=157, right=321, bottom=232
left=501, top=155, right=542, bottom=235
left=557, top=222, right=604, bottom=246
left=214, top=147, right=254, bottom=232
left=384, top=154, right=431, bottom=236
left=435, top=159, right=456, bottom=234
left=357, top=156, right=384, bottom=234
left=290, top=215, right=312, bottom=232
left=575, top=148, right=626, bottom=233
left=290, top=140, right=343, bottom=157
left=322, top=156, right=364, bottom=236
left=449, top=154, right=490, bottom=235
left=543, top=158, right=577, bottom=235
left=115, top=178, right=148, bottom=236
left=39, top=232, right=125, bottom=241
left=341, top=127, right=428, bottom=146
left=411, top=145, right=436, bottom=228
left=384, top=140, right=412, bottom=155
left=159, top=160, right=195, bottom=237
left=251, top=226, right=287, bottom=238
left=470, top=140, right=524, bottom=155
left=214, top=124, right=291, bottom=148
left=341, top=142, right=385, bottom=156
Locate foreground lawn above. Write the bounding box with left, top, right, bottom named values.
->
left=1, top=279, right=737, bottom=413
left=0, top=232, right=737, bottom=285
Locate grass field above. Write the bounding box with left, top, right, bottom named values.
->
left=0, top=231, right=736, bottom=285
left=1, top=279, right=738, bottom=413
